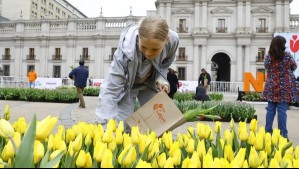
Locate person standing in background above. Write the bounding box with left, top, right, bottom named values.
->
left=167, top=68, right=179, bottom=99
left=69, top=60, right=89, bottom=108
left=28, top=68, right=37, bottom=88
left=198, top=68, right=211, bottom=92
left=261, top=35, right=299, bottom=140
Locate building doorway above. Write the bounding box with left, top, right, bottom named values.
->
left=211, top=53, right=231, bottom=82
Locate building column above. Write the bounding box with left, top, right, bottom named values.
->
left=201, top=2, right=207, bottom=30
left=244, top=45, right=250, bottom=73
left=95, top=42, right=104, bottom=78
left=237, top=1, right=243, bottom=28
left=66, top=38, right=76, bottom=76
left=283, top=0, right=290, bottom=31
left=201, top=45, right=207, bottom=72
left=39, top=39, right=48, bottom=77
left=276, top=1, right=282, bottom=31
left=158, top=3, right=165, bottom=18
left=14, top=39, right=22, bottom=79
left=193, top=44, right=199, bottom=80
left=236, top=45, right=243, bottom=81
left=245, top=1, right=251, bottom=30
left=166, top=2, right=171, bottom=25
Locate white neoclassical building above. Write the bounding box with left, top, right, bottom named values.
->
left=0, top=0, right=298, bottom=83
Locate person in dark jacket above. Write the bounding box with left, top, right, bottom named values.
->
left=198, top=68, right=211, bottom=92
left=69, top=60, right=89, bottom=108
left=193, top=84, right=209, bottom=102
left=167, top=68, right=179, bottom=99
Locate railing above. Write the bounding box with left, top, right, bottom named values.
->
left=26, top=55, right=36, bottom=60
left=216, top=27, right=227, bottom=33
left=256, top=27, right=268, bottom=33
left=52, top=55, right=62, bottom=60
left=2, top=55, right=11, bottom=60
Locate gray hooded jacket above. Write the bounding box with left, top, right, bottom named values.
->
left=95, top=23, right=179, bottom=123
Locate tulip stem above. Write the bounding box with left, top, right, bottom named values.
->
left=8, top=136, right=17, bottom=154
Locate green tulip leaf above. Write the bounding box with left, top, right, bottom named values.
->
left=39, top=148, right=50, bottom=167
left=41, top=151, right=64, bottom=168
left=14, top=115, right=36, bottom=168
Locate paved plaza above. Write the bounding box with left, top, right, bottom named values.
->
left=0, top=95, right=298, bottom=147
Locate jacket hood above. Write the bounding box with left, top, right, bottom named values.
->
left=118, top=24, right=139, bottom=60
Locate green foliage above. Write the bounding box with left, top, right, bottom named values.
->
left=242, top=91, right=263, bottom=101
left=173, top=92, right=195, bottom=102
left=83, top=86, right=100, bottom=96
left=208, top=93, right=223, bottom=101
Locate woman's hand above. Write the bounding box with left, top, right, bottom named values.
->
left=156, top=83, right=169, bottom=93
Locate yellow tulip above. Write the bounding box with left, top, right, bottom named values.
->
left=293, top=159, right=299, bottom=168
left=72, top=133, right=82, bottom=152
left=12, top=132, right=21, bottom=148
left=13, top=117, right=28, bottom=134
left=295, top=146, right=299, bottom=159
left=162, top=131, right=172, bottom=149
left=248, top=146, right=259, bottom=168
left=203, top=125, right=212, bottom=139
left=84, top=133, right=92, bottom=146
left=108, top=141, right=116, bottom=152
left=230, top=118, right=235, bottom=129
left=164, top=157, right=174, bottom=168
left=271, top=128, right=280, bottom=146
left=223, top=129, right=233, bottom=146
left=186, top=138, right=195, bottom=154
left=248, top=131, right=256, bottom=145
left=203, top=153, right=214, bottom=168
left=65, top=128, right=75, bottom=144
left=118, top=145, right=136, bottom=167
left=117, top=121, right=124, bottom=133
left=259, top=151, right=268, bottom=168
left=187, top=126, right=194, bottom=138
left=190, top=152, right=201, bottom=168
left=107, top=119, right=116, bottom=132
left=4, top=105, right=10, bottom=119
left=274, top=149, right=282, bottom=162
left=151, top=158, right=158, bottom=168
left=57, top=125, right=66, bottom=140
left=131, top=126, right=140, bottom=145
left=249, top=118, right=258, bottom=132
left=34, top=140, right=45, bottom=164
left=115, top=128, right=123, bottom=145
left=47, top=134, right=54, bottom=151
left=254, top=132, right=264, bottom=151
left=101, top=149, right=114, bottom=168
left=168, top=141, right=179, bottom=157
left=269, top=158, right=280, bottom=168
left=123, top=133, right=132, bottom=148
left=84, top=152, right=92, bottom=168
left=224, top=144, right=234, bottom=162
left=182, top=158, right=190, bottom=168
left=2, top=142, right=14, bottom=161
left=172, top=149, right=182, bottom=166
left=157, top=152, right=166, bottom=168
left=136, top=160, right=152, bottom=168
left=76, top=150, right=86, bottom=168
left=177, top=135, right=184, bottom=148
left=238, top=128, right=248, bottom=141
left=53, top=134, right=62, bottom=150
left=0, top=158, right=4, bottom=168
left=242, top=160, right=249, bottom=168
left=197, top=139, right=206, bottom=159
left=49, top=150, right=62, bottom=168
left=214, top=121, right=222, bottom=133
left=93, top=132, right=103, bottom=146
left=0, top=119, right=14, bottom=139
left=93, top=141, right=107, bottom=163
left=36, top=115, right=58, bottom=141
left=102, top=129, right=114, bottom=143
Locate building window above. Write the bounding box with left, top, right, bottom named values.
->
left=109, top=48, right=117, bottom=61
left=178, top=67, right=186, bottom=80
left=257, top=68, right=266, bottom=81
left=81, top=48, right=89, bottom=60
left=3, top=65, right=10, bottom=76
left=27, top=48, right=35, bottom=60
left=3, top=48, right=11, bottom=60
left=27, top=65, right=35, bottom=73
left=177, top=48, right=186, bottom=61
left=257, top=48, right=265, bottom=62
left=257, top=18, right=267, bottom=33
left=216, top=19, right=226, bottom=33
left=53, top=48, right=61, bottom=60
left=53, top=66, right=61, bottom=78
left=177, top=19, right=187, bottom=33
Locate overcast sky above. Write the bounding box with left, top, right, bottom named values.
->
left=67, top=0, right=299, bottom=18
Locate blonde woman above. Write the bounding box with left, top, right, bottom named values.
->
left=95, top=15, right=179, bottom=129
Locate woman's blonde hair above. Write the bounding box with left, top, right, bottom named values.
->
left=138, top=15, right=169, bottom=41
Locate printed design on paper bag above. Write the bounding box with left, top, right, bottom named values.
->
left=153, top=103, right=166, bottom=123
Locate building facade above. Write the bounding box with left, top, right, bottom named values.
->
left=0, top=0, right=298, bottom=82
left=0, top=0, right=87, bottom=20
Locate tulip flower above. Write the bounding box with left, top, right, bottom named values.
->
left=248, top=146, right=259, bottom=168
left=223, top=129, right=233, bottom=146
left=168, top=141, right=179, bottom=157
left=118, top=145, right=137, bottom=167
left=186, top=138, right=195, bottom=154
left=0, top=119, right=14, bottom=139
left=172, top=149, right=182, bottom=166
left=254, top=132, right=264, bottom=151
left=162, top=131, right=172, bottom=149
left=182, top=158, right=190, bottom=168
left=47, top=134, right=54, bottom=151
left=269, top=158, right=280, bottom=168
left=273, top=149, right=282, bottom=162
left=76, top=150, right=86, bottom=168
left=248, top=131, right=256, bottom=145
left=151, top=158, right=158, bottom=168
left=65, top=128, right=75, bottom=144
left=249, top=118, right=258, bottom=132
left=272, top=128, right=280, bottom=146
left=157, top=153, right=167, bottom=168
left=93, top=141, right=107, bottom=163
left=36, top=115, right=58, bottom=141
left=49, top=150, right=63, bottom=168
left=33, top=140, right=45, bottom=164
left=203, top=153, right=214, bottom=168
left=214, top=121, right=222, bottom=134
left=224, top=144, right=234, bottom=162
left=259, top=150, right=268, bottom=168
left=115, top=128, right=123, bottom=145
left=53, top=134, right=62, bottom=151
left=295, top=146, right=299, bottom=159
left=93, top=132, right=103, bottom=146
left=101, top=149, right=114, bottom=168
left=2, top=141, right=14, bottom=161
left=189, top=152, right=201, bottom=168
left=123, top=133, right=132, bottom=148
left=84, top=133, right=92, bottom=146
left=102, top=129, right=114, bottom=143
left=13, top=117, right=28, bottom=134
left=187, top=126, right=194, bottom=138
left=164, top=157, right=174, bottom=168
left=0, top=158, right=4, bottom=168
left=136, top=160, right=152, bottom=168
left=131, top=126, right=141, bottom=145
left=107, top=119, right=116, bottom=132
left=4, top=105, right=10, bottom=119
left=72, top=133, right=82, bottom=152
left=293, top=159, right=299, bottom=168
left=84, top=152, right=92, bottom=168
left=197, top=139, right=206, bottom=159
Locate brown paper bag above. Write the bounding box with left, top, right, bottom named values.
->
left=126, top=91, right=186, bottom=137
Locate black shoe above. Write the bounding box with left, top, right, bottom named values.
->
left=79, top=105, right=85, bottom=108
